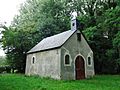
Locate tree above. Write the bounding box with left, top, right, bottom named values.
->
left=1, top=26, right=30, bottom=72
left=82, top=5, right=120, bottom=74
left=1, top=0, right=71, bottom=73
left=1, top=0, right=120, bottom=74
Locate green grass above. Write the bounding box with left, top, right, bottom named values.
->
left=0, top=74, right=120, bottom=90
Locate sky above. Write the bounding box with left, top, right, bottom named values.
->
left=0, top=0, right=26, bottom=56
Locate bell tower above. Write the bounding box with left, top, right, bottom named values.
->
left=71, top=18, right=81, bottom=31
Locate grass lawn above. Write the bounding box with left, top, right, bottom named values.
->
left=0, top=74, right=120, bottom=90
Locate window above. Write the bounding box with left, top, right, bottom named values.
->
left=77, top=33, right=81, bottom=41
left=65, top=55, right=70, bottom=65
left=32, top=57, right=35, bottom=64
left=72, top=23, right=75, bottom=26
left=88, top=57, right=92, bottom=66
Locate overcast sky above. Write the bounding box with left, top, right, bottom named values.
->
left=0, top=0, right=26, bottom=56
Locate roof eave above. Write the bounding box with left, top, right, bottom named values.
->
left=27, top=46, right=61, bottom=54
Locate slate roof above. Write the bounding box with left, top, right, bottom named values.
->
left=27, top=30, right=76, bottom=54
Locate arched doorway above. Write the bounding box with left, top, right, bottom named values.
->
left=75, top=56, right=85, bottom=80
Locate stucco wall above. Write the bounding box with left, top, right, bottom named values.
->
left=61, top=30, right=94, bottom=80
left=25, top=49, right=61, bottom=79
left=25, top=30, right=94, bottom=80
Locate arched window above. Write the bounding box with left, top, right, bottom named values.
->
left=32, top=56, right=35, bottom=64
left=72, top=23, right=75, bottom=26
left=65, top=55, right=70, bottom=65
left=88, top=57, right=92, bottom=66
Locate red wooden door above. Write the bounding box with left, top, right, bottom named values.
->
left=75, top=56, right=85, bottom=80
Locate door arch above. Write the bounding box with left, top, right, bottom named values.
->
left=75, top=56, right=85, bottom=80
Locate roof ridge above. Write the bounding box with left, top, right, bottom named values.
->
left=43, top=30, right=71, bottom=39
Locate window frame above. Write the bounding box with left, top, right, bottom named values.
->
left=31, top=55, right=36, bottom=64
left=64, top=53, right=71, bottom=66
left=87, top=56, right=92, bottom=66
